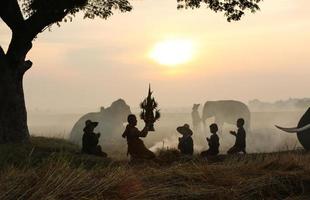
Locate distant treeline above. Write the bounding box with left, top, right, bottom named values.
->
left=248, top=98, right=310, bottom=111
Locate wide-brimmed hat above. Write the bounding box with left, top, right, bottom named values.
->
left=177, top=124, right=193, bottom=136
left=85, top=120, right=98, bottom=128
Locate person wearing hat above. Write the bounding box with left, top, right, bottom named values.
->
left=177, top=124, right=194, bottom=155
left=122, top=114, right=155, bottom=161
left=82, top=119, right=107, bottom=157
left=201, top=123, right=220, bottom=157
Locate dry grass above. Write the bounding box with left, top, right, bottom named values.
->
left=1, top=137, right=310, bottom=200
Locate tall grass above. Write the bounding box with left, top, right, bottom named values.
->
left=0, top=137, right=310, bottom=199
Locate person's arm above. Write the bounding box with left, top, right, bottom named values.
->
left=122, top=127, right=128, bottom=138
left=230, top=131, right=237, bottom=136
left=139, top=123, right=150, bottom=137
left=127, top=126, right=149, bottom=138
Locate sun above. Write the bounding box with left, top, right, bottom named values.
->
left=149, top=39, right=194, bottom=66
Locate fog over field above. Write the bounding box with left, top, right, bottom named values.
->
left=28, top=100, right=307, bottom=158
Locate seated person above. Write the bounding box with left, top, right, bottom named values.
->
left=82, top=120, right=107, bottom=157
left=201, top=123, right=220, bottom=157
left=177, top=124, right=194, bottom=155
left=227, top=118, right=246, bottom=154
left=122, top=114, right=155, bottom=160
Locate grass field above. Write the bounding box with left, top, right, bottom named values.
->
left=1, top=137, right=310, bottom=200
left=28, top=110, right=304, bottom=158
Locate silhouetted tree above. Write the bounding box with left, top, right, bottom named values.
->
left=0, top=0, right=261, bottom=143
left=177, top=0, right=262, bottom=22
left=0, top=0, right=131, bottom=143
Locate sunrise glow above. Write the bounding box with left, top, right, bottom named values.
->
left=149, top=39, right=194, bottom=66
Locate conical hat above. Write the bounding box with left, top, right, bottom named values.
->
left=177, top=124, right=193, bottom=136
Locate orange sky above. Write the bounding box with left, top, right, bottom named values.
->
left=0, top=0, right=310, bottom=113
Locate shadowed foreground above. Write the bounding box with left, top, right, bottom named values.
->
left=0, top=137, right=310, bottom=200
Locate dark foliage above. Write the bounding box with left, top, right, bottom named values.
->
left=20, top=0, right=132, bottom=23
left=177, top=0, right=262, bottom=21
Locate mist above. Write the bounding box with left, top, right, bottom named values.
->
left=28, top=99, right=307, bottom=159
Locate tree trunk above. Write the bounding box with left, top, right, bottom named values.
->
left=0, top=47, right=29, bottom=143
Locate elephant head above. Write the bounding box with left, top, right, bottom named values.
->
left=103, top=98, right=131, bottom=124
left=276, top=108, right=310, bottom=150
left=192, top=104, right=200, bottom=111
left=202, top=101, right=216, bottom=119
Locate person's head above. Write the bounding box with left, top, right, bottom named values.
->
left=209, top=123, right=218, bottom=134
left=84, top=120, right=99, bottom=131
left=177, top=124, right=193, bottom=137
left=237, top=118, right=245, bottom=128
left=127, top=114, right=137, bottom=126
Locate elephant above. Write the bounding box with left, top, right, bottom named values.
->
left=69, top=99, right=131, bottom=151
left=276, top=107, right=310, bottom=150
left=202, top=100, right=251, bottom=131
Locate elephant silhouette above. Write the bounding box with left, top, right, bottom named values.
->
left=202, top=100, right=251, bottom=132
left=69, top=99, right=131, bottom=153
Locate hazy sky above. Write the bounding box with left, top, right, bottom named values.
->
left=1, top=0, right=310, bottom=113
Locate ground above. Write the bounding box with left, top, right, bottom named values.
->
left=0, top=137, right=310, bottom=200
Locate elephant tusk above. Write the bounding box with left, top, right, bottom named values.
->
left=275, top=124, right=310, bottom=133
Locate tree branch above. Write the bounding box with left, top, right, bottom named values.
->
left=6, top=7, right=68, bottom=65
left=0, top=0, right=32, bottom=65
left=3, top=0, right=69, bottom=69
left=0, top=46, right=4, bottom=57
left=0, top=0, right=25, bottom=32
left=19, top=60, right=33, bottom=74
left=25, top=9, right=69, bottom=41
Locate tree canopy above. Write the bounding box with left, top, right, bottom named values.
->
left=177, top=0, right=262, bottom=22
left=0, top=0, right=132, bottom=64
left=20, top=0, right=132, bottom=21
left=1, top=0, right=262, bottom=48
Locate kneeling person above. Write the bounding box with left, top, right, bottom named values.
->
left=177, top=124, right=194, bottom=155
left=201, top=123, right=220, bottom=157
left=82, top=120, right=107, bottom=157
left=227, top=118, right=246, bottom=154
left=122, top=114, right=155, bottom=160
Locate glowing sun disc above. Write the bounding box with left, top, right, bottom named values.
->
left=150, top=39, right=194, bottom=66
